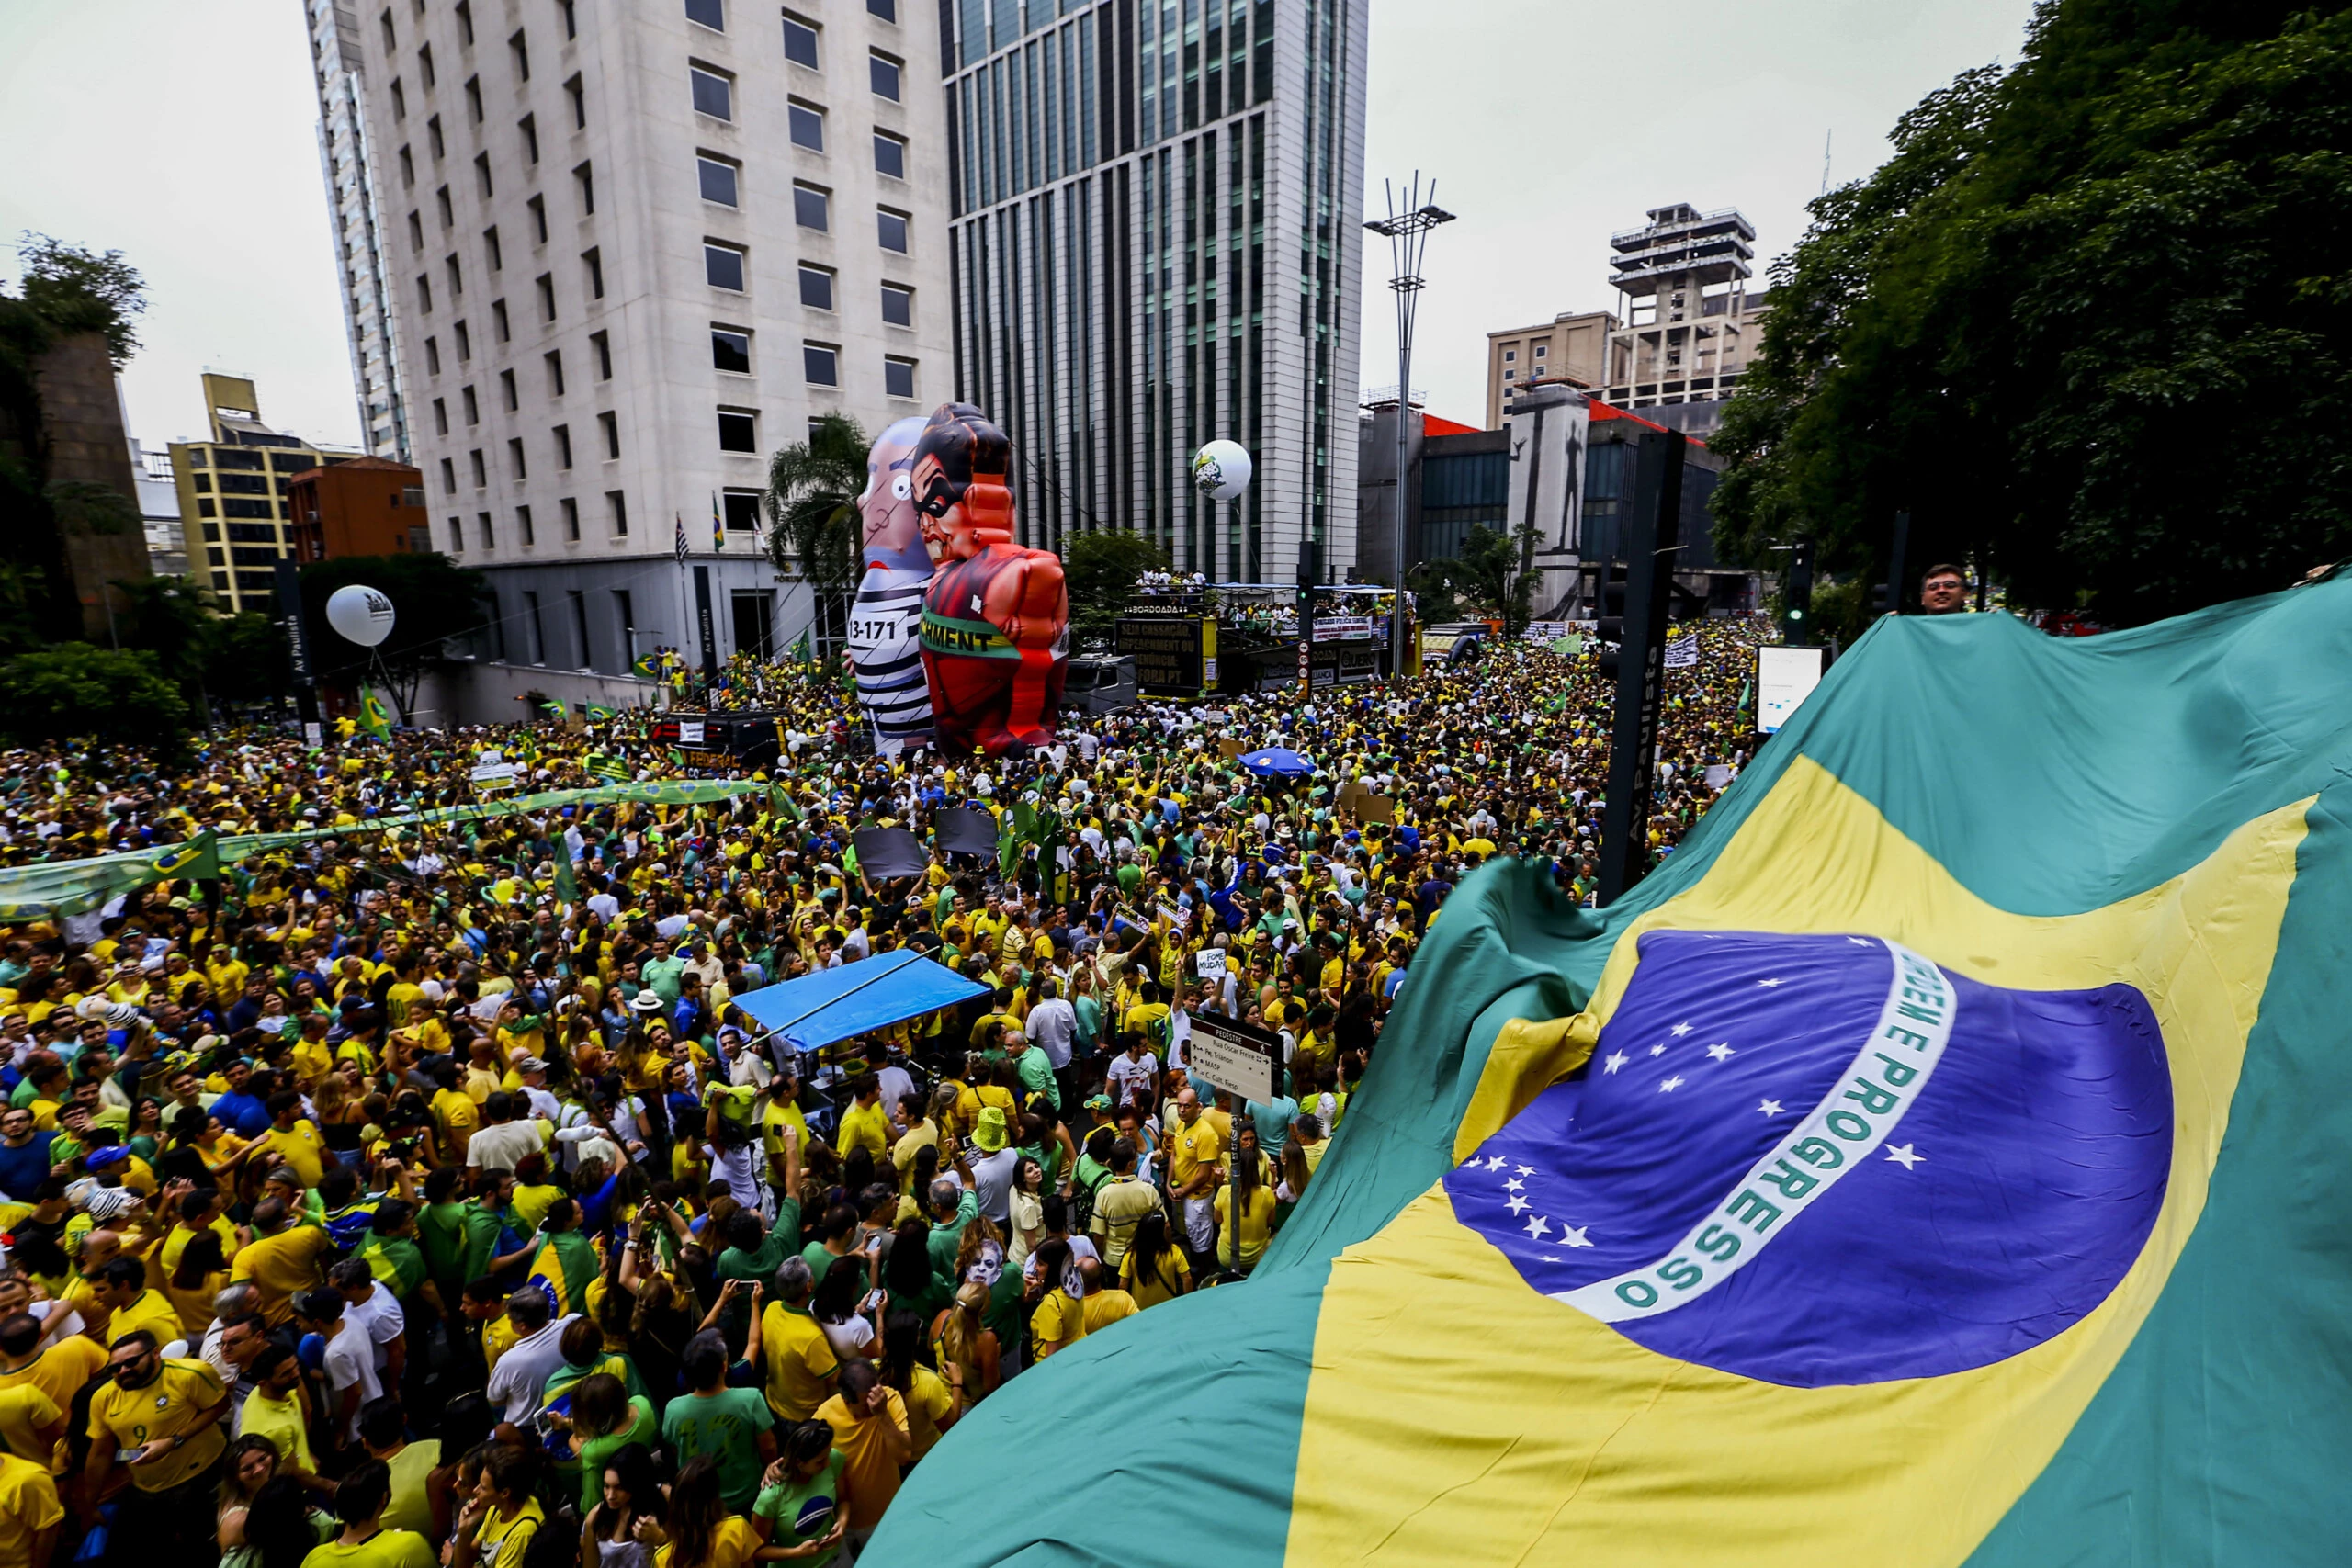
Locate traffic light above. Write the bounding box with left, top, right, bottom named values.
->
left=1781, top=539, right=1815, bottom=644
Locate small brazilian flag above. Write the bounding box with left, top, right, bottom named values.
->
left=632, top=653, right=661, bottom=680
left=552, top=853, right=581, bottom=906
left=359, top=690, right=392, bottom=739
left=585, top=754, right=631, bottom=782
left=584, top=705, right=616, bottom=723
left=539, top=700, right=566, bottom=717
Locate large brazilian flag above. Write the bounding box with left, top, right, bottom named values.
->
left=873, top=580, right=2352, bottom=1566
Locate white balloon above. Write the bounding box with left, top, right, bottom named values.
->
left=324, top=583, right=398, bottom=648
left=1191, top=440, right=1253, bottom=502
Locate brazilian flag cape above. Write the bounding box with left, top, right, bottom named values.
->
left=874, top=580, right=2352, bottom=1566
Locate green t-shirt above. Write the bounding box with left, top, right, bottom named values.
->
left=754, top=1450, right=848, bottom=1567
left=662, top=1386, right=775, bottom=1510
left=572, top=1395, right=656, bottom=1512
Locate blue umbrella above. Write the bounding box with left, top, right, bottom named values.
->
left=1239, top=747, right=1314, bottom=778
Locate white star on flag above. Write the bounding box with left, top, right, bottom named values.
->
left=1484, top=1156, right=1507, bottom=1171
left=1648, top=1043, right=1668, bottom=1057
left=1758, top=1099, right=1785, bottom=1116
left=1525, top=1215, right=1552, bottom=1240
left=1514, top=1165, right=1535, bottom=1177
left=1670, top=1021, right=1692, bottom=1037
left=1757, top=978, right=1784, bottom=988
left=1603, top=1050, right=1628, bottom=1074
left=1884, top=1143, right=1925, bottom=1170
left=1848, top=937, right=1875, bottom=946
left=1505, top=1195, right=1531, bottom=1215
left=1559, top=1224, right=1593, bottom=1247
left=1503, top=1178, right=1524, bottom=1193
left=1659, top=1075, right=1685, bottom=1092
left=1705, top=1043, right=1736, bottom=1062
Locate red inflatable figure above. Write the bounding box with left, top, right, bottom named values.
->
left=911, top=403, right=1069, bottom=756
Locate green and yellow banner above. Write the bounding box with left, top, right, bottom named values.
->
left=875, top=581, right=2352, bottom=1567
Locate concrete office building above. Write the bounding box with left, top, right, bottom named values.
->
left=336, top=0, right=954, bottom=715
left=945, top=0, right=1366, bottom=584
left=1482, top=309, right=1613, bottom=430
left=304, top=0, right=414, bottom=461
left=169, top=373, right=362, bottom=615
left=1597, top=201, right=1766, bottom=435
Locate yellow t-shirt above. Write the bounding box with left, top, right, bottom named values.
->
left=816, top=1387, right=909, bottom=1531
left=834, top=1100, right=890, bottom=1161
left=653, top=1517, right=762, bottom=1568
left=0, top=1454, right=62, bottom=1566
left=431, top=1089, right=480, bottom=1148
left=1214, top=1182, right=1277, bottom=1269
left=303, top=1530, right=439, bottom=1568
left=231, top=1225, right=334, bottom=1325
left=85, top=1357, right=227, bottom=1491
left=473, top=1498, right=547, bottom=1568
left=107, top=1288, right=184, bottom=1351
left=0, top=1383, right=62, bottom=1469
left=1165, top=1116, right=1224, bottom=1189
left=0, top=1337, right=104, bottom=1472
left=239, top=1385, right=316, bottom=1473
left=250, top=1121, right=328, bottom=1189
left=1030, top=1289, right=1087, bottom=1359
left=759, top=1302, right=841, bottom=1423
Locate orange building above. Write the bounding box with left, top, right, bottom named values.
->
left=288, top=455, right=430, bottom=562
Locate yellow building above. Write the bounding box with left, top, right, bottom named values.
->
left=170, top=373, right=362, bottom=612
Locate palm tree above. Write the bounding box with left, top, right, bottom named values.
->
left=764, top=412, right=871, bottom=652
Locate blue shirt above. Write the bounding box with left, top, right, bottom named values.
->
left=210, top=1089, right=273, bottom=1138
left=0, top=1129, right=56, bottom=1201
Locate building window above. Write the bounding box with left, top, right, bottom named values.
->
left=492, top=299, right=510, bottom=342
left=690, top=64, right=732, bottom=121
left=1502, top=349, right=1516, bottom=362
left=614, top=588, right=636, bottom=658
left=572, top=161, right=594, bottom=214
left=416, top=274, right=434, bottom=313
left=432, top=397, right=448, bottom=434
left=697, top=154, right=739, bottom=206
left=445, top=254, right=463, bottom=299
left=685, top=0, right=724, bottom=29
left=582, top=247, right=605, bottom=299
left=528, top=194, right=548, bottom=243
left=718, top=408, right=758, bottom=452
left=591, top=330, right=612, bottom=379
left=879, top=282, right=911, bottom=326
left=500, top=368, right=517, bottom=410
left=522, top=590, right=542, bottom=659
left=407, top=210, right=424, bottom=251
left=782, top=12, right=819, bottom=69
left=428, top=114, right=443, bottom=160
left=721, top=491, right=761, bottom=533
left=876, top=208, right=908, bottom=253
left=704, top=243, right=746, bottom=291
left=561, top=497, right=580, bottom=539
left=606, top=490, right=628, bottom=535
left=867, top=0, right=895, bottom=19
left=554, top=423, right=573, bottom=468
left=390, top=77, right=406, bottom=118
left=537, top=273, right=556, bottom=320
left=797, top=264, right=834, bottom=310
left=712, top=327, right=752, bottom=373
left=462, top=385, right=480, bottom=424
left=599, top=411, right=619, bottom=459
left=465, top=76, right=483, bottom=124
left=565, top=73, right=585, bottom=130
left=873, top=130, right=906, bottom=179
left=449, top=516, right=464, bottom=550
left=479, top=510, right=495, bottom=549
left=484, top=225, right=503, bottom=271
left=508, top=435, right=527, bottom=478
left=424, top=336, right=440, bottom=374
left=517, top=502, right=535, bottom=546
left=802, top=343, right=839, bottom=386
left=1503, top=368, right=1514, bottom=380
left=788, top=100, right=824, bottom=152
left=474, top=152, right=492, bottom=198
left=793, top=184, right=830, bottom=231
left=399, top=145, right=414, bottom=186
left=435, top=186, right=452, bottom=228
left=455, top=319, right=471, bottom=359
left=560, top=0, right=576, bottom=39
left=454, top=4, right=473, bottom=46
left=884, top=356, right=915, bottom=400
left=546, top=350, right=566, bottom=396
left=469, top=449, right=486, bottom=487
left=1533, top=344, right=1547, bottom=359
left=439, top=457, right=457, bottom=494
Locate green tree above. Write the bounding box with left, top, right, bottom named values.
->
left=1063, top=528, right=1170, bottom=649
left=15, top=233, right=146, bottom=367
left=765, top=411, right=870, bottom=648
left=205, top=611, right=292, bottom=707
left=0, top=644, right=191, bottom=751
left=300, top=553, right=489, bottom=722
left=1710, top=0, right=2352, bottom=626
left=1416, top=525, right=1539, bottom=637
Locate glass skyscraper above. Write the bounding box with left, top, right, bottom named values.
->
left=944, top=0, right=1363, bottom=582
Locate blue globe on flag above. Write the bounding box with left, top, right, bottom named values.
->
left=1445, top=930, right=2173, bottom=1386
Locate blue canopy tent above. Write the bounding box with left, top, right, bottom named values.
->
left=731, top=950, right=988, bottom=1055
left=1239, top=747, right=1314, bottom=778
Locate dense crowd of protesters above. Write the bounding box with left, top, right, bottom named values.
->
left=0, top=617, right=1770, bottom=1566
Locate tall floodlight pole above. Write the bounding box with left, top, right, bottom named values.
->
left=1364, top=177, right=1456, bottom=669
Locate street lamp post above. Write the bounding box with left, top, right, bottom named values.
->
left=1364, top=176, right=1456, bottom=671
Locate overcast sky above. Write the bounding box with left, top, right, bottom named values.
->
left=0, top=0, right=2038, bottom=451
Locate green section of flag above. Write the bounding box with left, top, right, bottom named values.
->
left=0, top=829, right=220, bottom=921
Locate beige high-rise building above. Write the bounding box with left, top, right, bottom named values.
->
left=1483, top=309, right=1614, bottom=429
left=1483, top=202, right=1769, bottom=437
